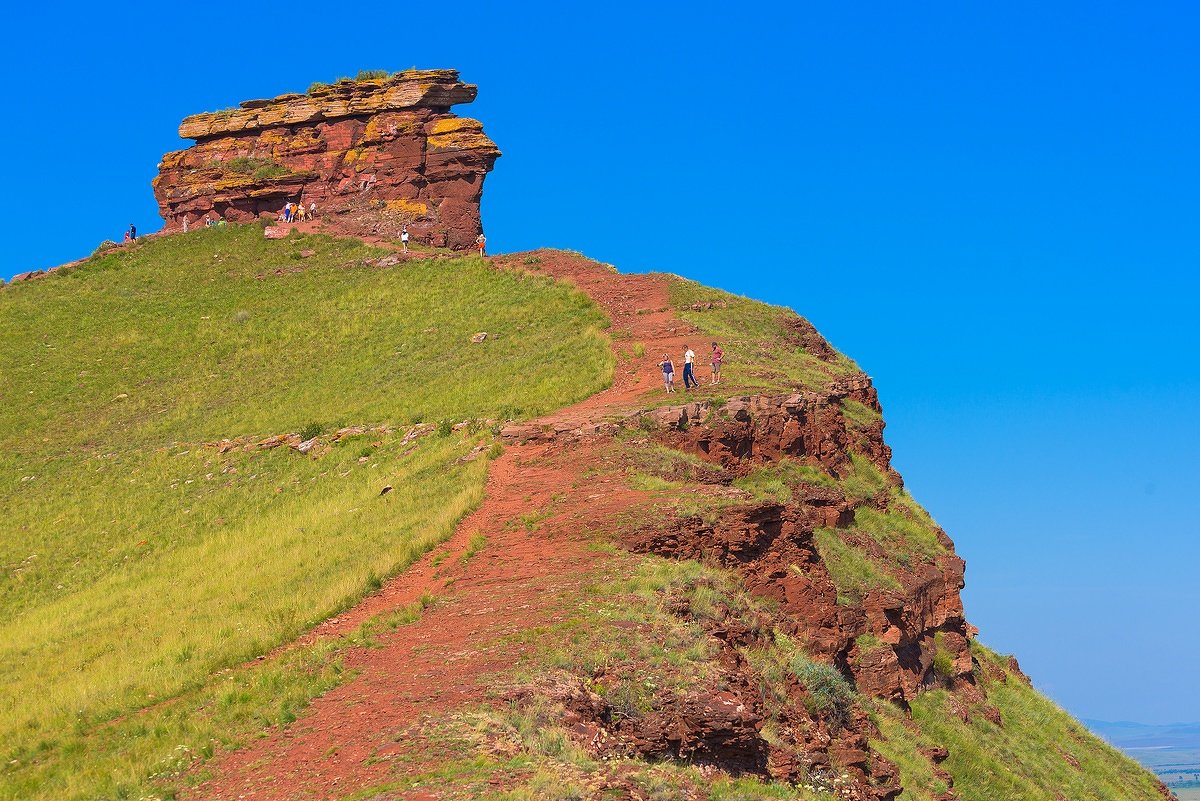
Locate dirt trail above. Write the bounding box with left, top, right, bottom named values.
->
left=189, top=251, right=711, bottom=800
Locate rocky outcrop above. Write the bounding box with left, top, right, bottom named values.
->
left=501, top=370, right=972, bottom=711
left=153, top=70, right=500, bottom=249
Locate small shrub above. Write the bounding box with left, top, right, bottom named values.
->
left=487, top=442, right=504, bottom=459
left=355, top=69, right=390, bottom=80
left=253, top=164, right=289, bottom=181
left=307, top=81, right=330, bottom=94
left=232, top=310, right=251, bottom=325
left=632, top=342, right=646, bottom=358
left=92, top=240, right=119, bottom=258
left=436, top=419, right=453, bottom=437
left=298, top=422, right=323, bottom=441
left=523, top=255, right=542, bottom=266
left=790, top=655, right=855, bottom=728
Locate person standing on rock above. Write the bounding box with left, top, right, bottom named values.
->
left=658, top=354, right=675, bottom=393
left=476, top=233, right=486, bottom=257
left=710, top=341, right=723, bottom=385
left=682, top=345, right=698, bottom=389
left=401, top=225, right=410, bottom=252
left=283, top=202, right=292, bottom=223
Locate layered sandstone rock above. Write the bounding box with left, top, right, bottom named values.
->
left=153, top=69, right=500, bottom=249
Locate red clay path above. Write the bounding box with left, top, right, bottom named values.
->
left=188, top=250, right=720, bottom=800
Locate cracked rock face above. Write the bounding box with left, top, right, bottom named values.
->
left=152, top=69, right=500, bottom=249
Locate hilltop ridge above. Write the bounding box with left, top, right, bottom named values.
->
left=0, top=231, right=1173, bottom=801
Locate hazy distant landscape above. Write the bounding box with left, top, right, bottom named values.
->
left=1087, top=720, right=1200, bottom=798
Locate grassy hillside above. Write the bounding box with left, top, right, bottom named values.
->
left=0, top=227, right=613, bottom=799
left=872, top=644, right=1167, bottom=801
left=0, top=232, right=1169, bottom=801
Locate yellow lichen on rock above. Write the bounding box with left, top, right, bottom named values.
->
left=428, top=117, right=498, bottom=153
left=385, top=199, right=430, bottom=217
left=430, top=117, right=476, bottom=135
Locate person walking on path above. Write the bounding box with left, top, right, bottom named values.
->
left=476, top=233, right=487, bottom=257
left=682, top=345, right=698, bottom=389
left=401, top=224, right=410, bottom=252
left=658, top=354, right=675, bottom=393
left=283, top=202, right=292, bottom=223
left=309, top=201, right=317, bottom=220
left=128, top=224, right=137, bottom=241
left=710, top=341, right=723, bottom=385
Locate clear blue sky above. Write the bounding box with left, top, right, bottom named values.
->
left=4, top=2, right=1197, bottom=723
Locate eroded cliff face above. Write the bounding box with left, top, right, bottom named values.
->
left=152, top=69, right=499, bottom=249
left=639, top=380, right=974, bottom=708
left=505, top=374, right=974, bottom=716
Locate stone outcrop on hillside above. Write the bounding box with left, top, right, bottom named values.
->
left=153, top=70, right=500, bottom=249
left=503, top=374, right=972, bottom=713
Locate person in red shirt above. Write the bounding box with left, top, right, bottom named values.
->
left=710, top=341, right=723, bottom=385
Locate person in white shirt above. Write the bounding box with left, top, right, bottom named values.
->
left=401, top=224, right=410, bottom=252
left=682, top=345, right=698, bottom=389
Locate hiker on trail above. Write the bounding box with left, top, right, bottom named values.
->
left=658, top=354, right=675, bottom=393
left=123, top=230, right=130, bottom=243
left=682, top=345, right=698, bottom=389
left=309, top=201, right=316, bottom=220
left=401, top=224, right=410, bottom=252
left=128, top=224, right=137, bottom=241
left=182, top=217, right=189, bottom=233
left=283, top=202, right=292, bottom=223
left=476, top=233, right=486, bottom=257
left=710, top=341, right=723, bottom=385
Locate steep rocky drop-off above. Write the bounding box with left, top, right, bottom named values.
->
left=152, top=70, right=499, bottom=249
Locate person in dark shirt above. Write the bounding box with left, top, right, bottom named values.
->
left=128, top=224, right=137, bottom=241
left=658, top=354, right=675, bottom=393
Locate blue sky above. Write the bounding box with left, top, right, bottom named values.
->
left=3, top=2, right=1197, bottom=723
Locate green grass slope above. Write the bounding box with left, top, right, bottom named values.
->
left=872, top=644, right=1167, bottom=801
left=0, top=227, right=613, bottom=798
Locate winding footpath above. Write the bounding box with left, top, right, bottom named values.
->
left=189, top=250, right=715, bottom=800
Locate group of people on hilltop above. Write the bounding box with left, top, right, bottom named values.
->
left=657, top=342, right=723, bottom=393
left=122, top=224, right=137, bottom=243
left=281, top=201, right=317, bottom=223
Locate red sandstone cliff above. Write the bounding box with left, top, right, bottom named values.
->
left=152, top=69, right=499, bottom=249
